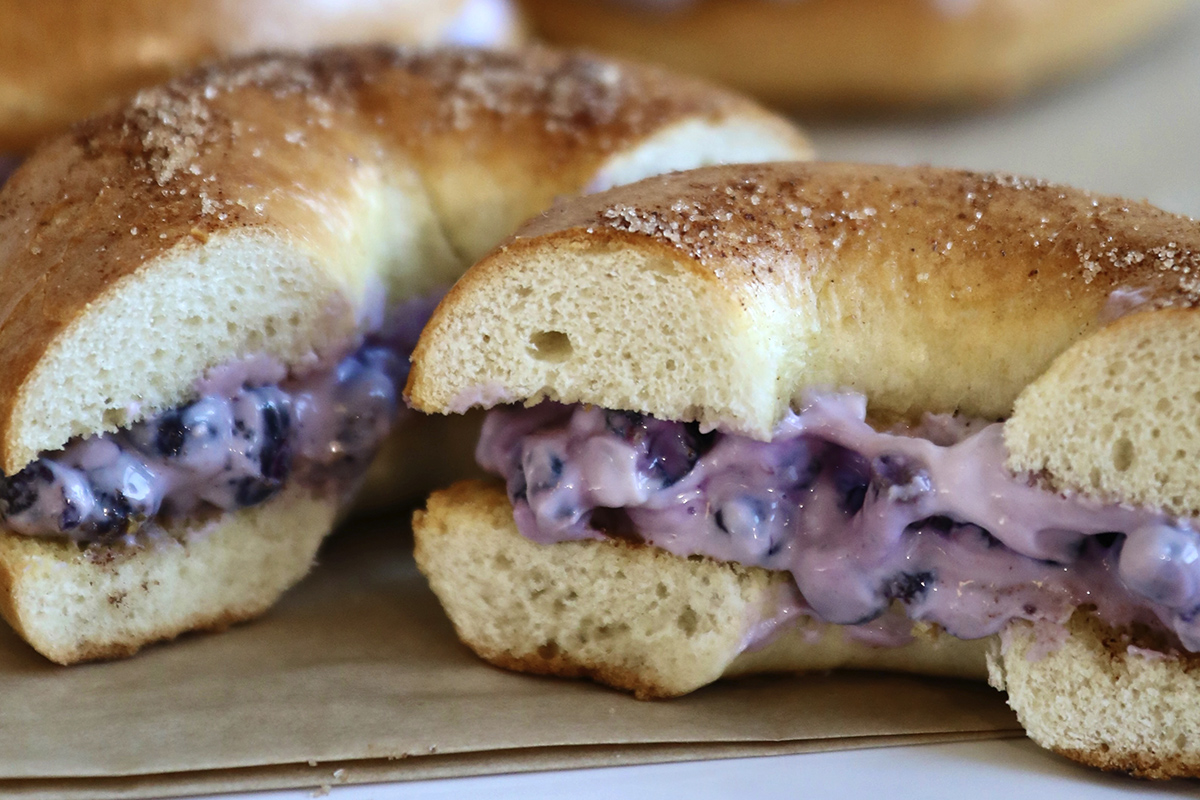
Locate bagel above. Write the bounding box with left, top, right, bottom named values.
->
left=408, top=161, right=1200, bottom=777
left=517, top=0, right=1186, bottom=109
left=0, top=0, right=525, bottom=152
left=0, top=46, right=812, bottom=664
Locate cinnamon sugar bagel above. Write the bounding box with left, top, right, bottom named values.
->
left=518, top=0, right=1186, bottom=109
left=0, top=0, right=526, bottom=152
left=408, top=162, right=1200, bottom=776
left=0, top=46, right=811, bottom=664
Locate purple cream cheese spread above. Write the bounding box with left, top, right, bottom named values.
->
left=0, top=291, right=444, bottom=545
left=477, top=395, right=1200, bottom=652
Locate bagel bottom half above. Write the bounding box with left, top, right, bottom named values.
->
left=0, top=485, right=335, bottom=664
left=991, top=614, right=1200, bottom=778
left=413, top=480, right=988, bottom=700
left=415, top=481, right=1200, bottom=776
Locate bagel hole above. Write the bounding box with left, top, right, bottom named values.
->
left=528, top=330, right=573, bottom=363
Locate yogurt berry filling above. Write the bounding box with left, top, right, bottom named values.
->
left=478, top=394, right=1200, bottom=652
left=0, top=291, right=443, bottom=544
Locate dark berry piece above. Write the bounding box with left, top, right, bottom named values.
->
left=884, top=571, right=936, bottom=604
left=233, top=475, right=280, bottom=507
left=603, top=410, right=644, bottom=439
left=256, top=395, right=291, bottom=481
left=507, top=451, right=528, bottom=504
left=59, top=495, right=85, bottom=530
left=829, top=449, right=871, bottom=514
left=840, top=482, right=868, bottom=514
left=86, top=491, right=135, bottom=540
left=154, top=409, right=188, bottom=458
left=779, top=441, right=821, bottom=491
left=589, top=507, right=643, bottom=544
left=523, top=446, right=565, bottom=496
left=643, top=421, right=714, bottom=487
left=1, top=462, right=53, bottom=516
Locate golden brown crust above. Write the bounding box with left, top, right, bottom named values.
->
left=519, top=0, right=1185, bottom=108
left=1052, top=745, right=1200, bottom=780
left=0, top=0, right=526, bottom=151
left=511, top=162, right=1200, bottom=310
left=409, top=162, right=1200, bottom=432
left=0, top=46, right=807, bottom=474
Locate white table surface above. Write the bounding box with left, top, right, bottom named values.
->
left=193, top=8, right=1200, bottom=799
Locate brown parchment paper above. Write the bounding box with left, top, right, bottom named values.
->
left=0, top=517, right=1022, bottom=799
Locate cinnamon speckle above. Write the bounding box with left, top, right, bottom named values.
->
left=575, top=163, right=1200, bottom=308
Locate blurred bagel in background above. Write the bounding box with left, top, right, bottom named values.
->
left=517, top=0, right=1186, bottom=110
left=0, top=0, right=525, bottom=151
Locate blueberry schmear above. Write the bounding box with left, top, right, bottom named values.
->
left=408, top=162, right=1200, bottom=778
left=0, top=46, right=811, bottom=664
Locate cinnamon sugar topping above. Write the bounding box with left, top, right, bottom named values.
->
left=589, top=164, right=1200, bottom=306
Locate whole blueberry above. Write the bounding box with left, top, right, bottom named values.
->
left=714, top=495, right=776, bottom=559
left=330, top=354, right=397, bottom=463
left=1119, top=523, right=1200, bottom=609
left=642, top=421, right=714, bottom=487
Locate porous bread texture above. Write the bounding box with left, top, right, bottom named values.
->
left=1006, top=308, right=1200, bottom=517
left=414, top=481, right=988, bottom=699
left=408, top=162, right=1200, bottom=441
left=0, top=486, right=335, bottom=664
left=413, top=239, right=781, bottom=437
left=990, top=612, right=1200, bottom=778
left=520, top=0, right=1184, bottom=108
left=0, top=46, right=811, bottom=475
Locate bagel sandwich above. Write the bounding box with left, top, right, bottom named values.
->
left=518, top=0, right=1186, bottom=109
left=408, top=162, right=1200, bottom=777
left=0, top=0, right=527, bottom=153
left=0, top=46, right=811, bottom=664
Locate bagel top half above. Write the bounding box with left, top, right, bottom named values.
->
left=407, top=161, right=1200, bottom=517
left=0, top=46, right=811, bottom=478
left=0, top=0, right=526, bottom=151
